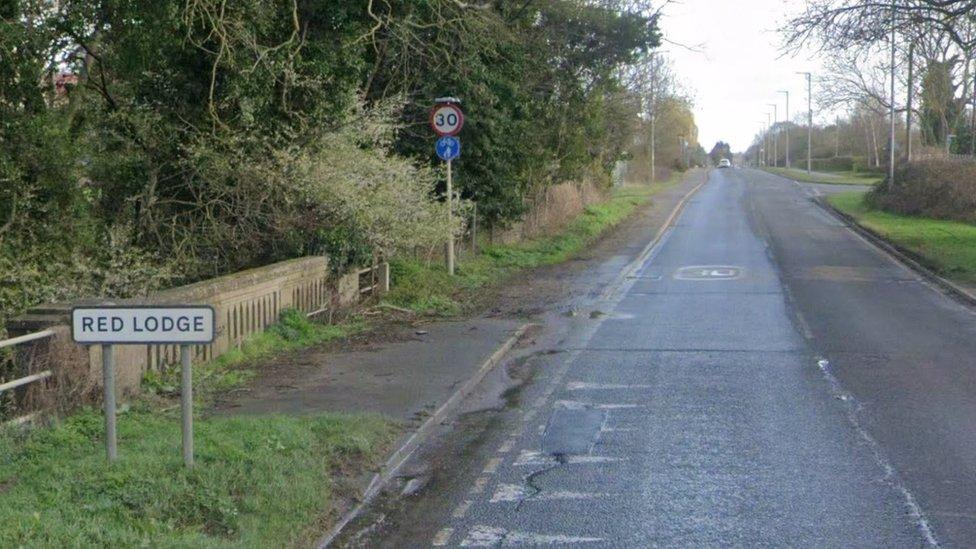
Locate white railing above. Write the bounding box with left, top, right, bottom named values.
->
left=0, top=329, right=56, bottom=425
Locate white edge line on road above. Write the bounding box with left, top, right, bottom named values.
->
left=599, top=173, right=709, bottom=301
left=816, top=359, right=939, bottom=547
left=315, top=323, right=533, bottom=548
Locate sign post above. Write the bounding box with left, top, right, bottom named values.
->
left=180, top=345, right=194, bottom=467
left=72, top=306, right=215, bottom=466
left=102, top=344, right=117, bottom=462
left=431, top=98, right=464, bottom=276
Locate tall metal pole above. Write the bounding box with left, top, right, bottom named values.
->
left=797, top=72, right=813, bottom=173
left=181, top=345, right=194, bottom=468
left=759, top=123, right=768, bottom=166
left=768, top=104, right=778, bottom=167
left=766, top=112, right=773, bottom=167
left=906, top=43, right=915, bottom=162
left=971, top=66, right=976, bottom=156
left=102, top=344, right=117, bottom=462
left=888, top=1, right=897, bottom=188
left=446, top=159, right=455, bottom=275
left=649, top=56, right=657, bottom=183
left=779, top=90, right=791, bottom=168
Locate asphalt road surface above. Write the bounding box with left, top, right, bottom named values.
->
left=366, top=168, right=976, bottom=547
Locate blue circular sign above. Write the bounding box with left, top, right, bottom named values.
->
left=435, top=136, right=461, bottom=161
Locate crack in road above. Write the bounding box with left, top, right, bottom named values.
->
left=517, top=453, right=569, bottom=512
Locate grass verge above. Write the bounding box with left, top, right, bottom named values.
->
left=0, top=309, right=395, bottom=547
left=765, top=166, right=882, bottom=186
left=384, top=175, right=682, bottom=315
left=828, top=191, right=976, bottom=284
left=0, top=407, right=394, bottom=547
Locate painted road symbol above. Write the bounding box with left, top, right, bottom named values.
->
left=430, top=103, right=464, bottom=136
left=674, top=266, right=743, bottom=280
left=436, top=136, right=461, bottom=161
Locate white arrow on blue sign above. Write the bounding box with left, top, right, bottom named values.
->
left=435, top=136, right=461, bottom=161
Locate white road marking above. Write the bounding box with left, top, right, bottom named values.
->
left=600, top=426, right=638, bottom=433
left=431, top=527, right=454, bottom=546
left=490, top=483, right=608, bottom=503
left=566, top=382, right=653, bottom=391
left=460, top=525, right=602, bottom=546
left=513, top=450, right=623, bottom=467
left=452, top=500, right=472, bottom=519
left=817, top=359, right=939, bottom=547
left=483, top=457, right=501, bottom=474
left=498, top=438, right=517, bottom=453
left=470, top=476, right=488, bottom=495
left=554, top=399, right=642, bottom=410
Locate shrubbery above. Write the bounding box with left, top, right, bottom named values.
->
left=0, top=1, right=659, bottom=328
left=868, top=159, right=976, bottom=223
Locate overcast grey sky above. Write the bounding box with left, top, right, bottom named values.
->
left=660, top=0, right=824, bottom=152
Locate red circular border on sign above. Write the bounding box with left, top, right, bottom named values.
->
left=430, top=103, right=465, bottom=137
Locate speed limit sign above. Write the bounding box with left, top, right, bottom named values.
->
left=430, top=103, right=464, bottom=137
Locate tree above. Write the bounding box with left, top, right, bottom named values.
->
left=709, top=141, right=732, bottom=165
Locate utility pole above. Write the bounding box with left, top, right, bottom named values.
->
left=888, top=0, right=897, bottom=188
left=758, top=122, right=768, bottom=166
left=971, top=65, right=976, bottom=156
left=767, top=103, right=778, bottom=167
left=766, top=112, right=773, bottom=167
left=906, top=42, right=915, bottom=162
left=779, top=90, right=791, bottom=168
left=797, top=72, right=813, bottom=173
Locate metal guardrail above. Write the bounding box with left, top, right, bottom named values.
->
left=0, top=329, right=56, bottom=425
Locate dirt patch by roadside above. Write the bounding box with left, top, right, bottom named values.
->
left=212, top=171, right=707, bottom=421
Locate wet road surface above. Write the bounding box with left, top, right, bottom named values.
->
left=360, top=168, right=976, bottom=547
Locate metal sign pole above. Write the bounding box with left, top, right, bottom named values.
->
left=180, top=345, right=194, bottom=467
left=102, top=344, right=117, bottom=462
left=446, top=159, right=455, bottom=276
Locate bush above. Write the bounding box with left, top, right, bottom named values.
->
left=868, top=159, right=976, bottom=223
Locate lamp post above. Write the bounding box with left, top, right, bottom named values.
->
left=797, top=72, right=813, bottom=174
left=779, top=90, right=790, bottom=169
left=767, top=103, right=778, bottom=167
left=758, top=122, right=768, bottom=166
left=888, top=0, right=897, bottom=188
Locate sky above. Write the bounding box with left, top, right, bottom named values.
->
left=659, top=0, right=825, bottom=152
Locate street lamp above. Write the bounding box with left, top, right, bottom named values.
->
left=796, top=72, right=813, bottom=174
left=779, top=90, right=790, bottom=169
left=888, top=0, right=896, bottom=188
left=767, top=104, right=778, bottom=167
left=758, top=122, right=768, bottom=166
left=765, top=112, right=773, bottom=167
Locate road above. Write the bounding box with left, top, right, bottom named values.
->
left=358, top=168, right=976, bottom=547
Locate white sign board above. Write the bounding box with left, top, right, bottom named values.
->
left=72, top=306, right=216, bottom=344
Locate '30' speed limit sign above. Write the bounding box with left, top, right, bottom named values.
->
left=430, top=103, right=464, bottom=136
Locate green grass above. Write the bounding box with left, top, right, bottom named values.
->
left=829, top=191, right=976, bottom=284
left=0, top=407, right=395, bottom=547
left=0, top=309, right=393, bottom=547
left=143, top=309, right=367, bottom=398
left=384, top=176, right=681, bottom=315
left=765, top=166, right=883, bottom=186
